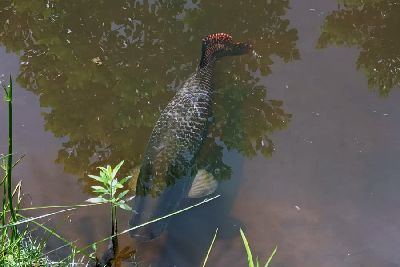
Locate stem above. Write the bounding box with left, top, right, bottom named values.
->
left=1, top=210, right=6, bottom=256
left=110, top=203, right=114, bottom=235
left=7, top=77, right=17, bottom=240
left=1, top=173, right=6, bottom=252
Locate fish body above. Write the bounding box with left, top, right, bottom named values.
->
left=130, top=33, right=252, bottom=241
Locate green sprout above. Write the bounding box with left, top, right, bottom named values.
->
left=86, top=160, right=132, bottom=263
left=86, top=160, right=132, bottom=211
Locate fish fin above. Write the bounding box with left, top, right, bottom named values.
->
left=128, top=165, right=141, bottom=194
left=188, top=169, right=218, bottom=198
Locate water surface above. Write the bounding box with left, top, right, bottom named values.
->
left=0, top=0, right=400, bottom=266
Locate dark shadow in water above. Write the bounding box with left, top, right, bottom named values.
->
left=0, top=0, right=299, bottom=265
left=317, top=0, right=400, bottom=96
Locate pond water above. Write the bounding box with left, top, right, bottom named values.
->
left=1, top=0, right=400, bottom=266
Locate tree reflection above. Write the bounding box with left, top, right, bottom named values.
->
left=318, top=0, right=400, bottom=96
left=0, top=0, right=299, bottom=193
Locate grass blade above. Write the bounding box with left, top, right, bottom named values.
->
left=264, top=246, right=277, bottom=267
left=0, top=207, right=77, bottom=229
left=202, top=228, right=218, bottom=267
left=240, top=228, right=254, bottom=267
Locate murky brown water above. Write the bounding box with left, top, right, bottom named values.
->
left=1, top=0, right=400, bottom=266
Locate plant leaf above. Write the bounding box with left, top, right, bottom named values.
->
left=88, top=174, right=104, bottom=183
left=118, top=202, right=131, bottom=210
left=86, top=197, right=107, bottom=204
left=91, top=186, right=108, bottom=193
left=97, top=166, right=107, bottom=172
left=240, top=228, right=254, bottom=267
left=120, top=175, right=132, bottom=185
left=264, top=246, right=277, bottom=267
left=107, top=165, right=112, bottom=178
left=91, top=185, right=105, bottom=190
left=202, top=228, right=218, bottom=267
left=117, top=190, right=129, bottom=200
left=112, top=160, right=124, bottom=179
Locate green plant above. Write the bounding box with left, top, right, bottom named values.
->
left=87, top=160, right=132, bottom=231
left=1, top=76, right=18, bottom=242
left=87, top=160, right=132, bottom=210
left=240, top=228, right=277, bottom=267
left=202, top=228, right=218, bottom=267
left=0, top=231, right=54, bottom=267
left=203, top=228, right=277, bottom=267
left=0, top=77, right=84, bottom=266
left=86, top=160, right=132, bottom=264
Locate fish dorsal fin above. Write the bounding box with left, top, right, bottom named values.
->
left=188, top=169, right=218, bottom=198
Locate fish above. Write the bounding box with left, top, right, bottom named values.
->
left=130, top=33, right=252, bottom=241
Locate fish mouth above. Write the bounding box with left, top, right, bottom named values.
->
left=231, top=41, right=253, bottom=55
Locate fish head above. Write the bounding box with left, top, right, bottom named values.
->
left=201, top=33, right=252, bottom=64
left=130, top=194, right=170, bottom=242
left=228, top=40, right=253, bottom=56
left=130, top=218, right=167, bottom=242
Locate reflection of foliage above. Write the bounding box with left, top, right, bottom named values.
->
left=318, top=0, right=400, bottom=96
left=0, top=0, right=298, bottom=192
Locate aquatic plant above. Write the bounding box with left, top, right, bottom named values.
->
left=86, top=160, right=132, bottom=264
left=87, top=161, right=132, bottom=209
left=0, top=77, right=85, bottom=266
left=0, top=233, right=52, bottom=266
left=1, top=76, right=18, bottom=241
left=202, top=228, right=219, bottom=267
left=240, top=228, right=277, bottom=267
left=0, top=77, right=54, bottom=265
left=87, top=160, right=132, bottom=232
left=0, top=76, right=23, bottom=263
left=203, top=228, right=277, bottom=267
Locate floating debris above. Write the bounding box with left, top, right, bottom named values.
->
left=252, top=50, right=262, bottom=59
left=91, top=57, right=103, bottom=65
